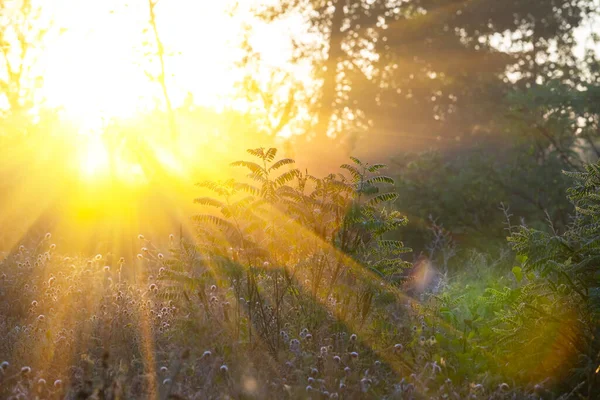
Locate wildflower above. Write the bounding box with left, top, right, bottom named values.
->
left=305, top=333, right=313, bottom=341
left=103, top=266, right=110, bottom=273
left=333, top=356, right=341, bottom=363
left=45, top=233, right=51, bottom=240
left=159, top=267, right=165, bottom=275
left=310, top=367, right=318, bottom=376
left=37, top=315, right=45, bottom=322
left=19, top=245, right=25, bottom=252
left=169, top=234, right=174, bottom=240
left=202, top=350, right=212, bottom=359
left=53, top=379, right=62, bottom=388
left=320, top=346, right=328, bottom=356
left=95, top=254, right=102, bottom=261
left=263, top=261, right=270, bottom=267
left=0, top=361, right=8, bottom=370
left=419, top=336, right=426, bottom=346
left=306, top=385, right=313, bottom=392
left=220, top=364, right=229, bottom=373
left=158, top=253, right=164, bottom=260
left=412, top=325, right=418, bottom=333
left=48, top=277, right=55, bottom=286
left=149, top=284, right=157, bottom=291
left=339, top=382, right=347, bottom=390
left=31, top=300, right=38, bottom=307
left=162, top=378, right=172, bottom=385
left=350, top=352, right=359, bottom=359
left=307, top=377, right=315, bottom=384
left=330, top=393, right=339, bottom=399
left=360, top=378, right=371, bottom=392
left=49, top=244, right=56, bottom=250
left=210, top=284, right=217, bottom=292
left=137, top=254, right=143, bottom=260
left=394, top=343, right=403, bottom=353
left=374, top=360, right=381, bottom=367
left=344, top=366, right=351, bottom=375
left=138, top=234, right=145, bottom=240
left=20, top=366, right=31, bottom=375
left=160, top=366, right=168, bottom=374
left=37, top=378, right=46, bottom=386
left=499, top=383, right=509, bottom=392
left=471, top=383, right=484, bottom=393
left=290, top=339, right=301, bottom=352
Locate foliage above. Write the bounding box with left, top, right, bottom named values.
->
left=2, top=150, right=600, bottom=399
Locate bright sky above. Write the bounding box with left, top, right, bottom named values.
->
left=38, top=0, right=310, bottom=130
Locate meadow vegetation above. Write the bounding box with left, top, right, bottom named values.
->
left=0, top=0, right=599, bottom=399
left=0, top=147, right=598, bottom=399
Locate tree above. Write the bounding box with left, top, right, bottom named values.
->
left=253, top=0, right=597, bottom=150
left=145, top=0, right=177, bottom=141
left=0, top=0, right=50, bottom=120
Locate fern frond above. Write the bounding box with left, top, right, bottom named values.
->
left=234, top=182, right=259, bottom=196
left=364, top=176, right=395, bottom=185
left=367, top=163, right=387, bottom=172
left=340, top=164, right=361, bottom=181
left=230, top=161, right=265, bottom=177
left=275, top=169, right=300, bottom=187
left=368, top=192, right=399, bottom=206
left=269, top=158, right=295, bottom=171
left=247, top=148, right=265, bottom=159
left=196, top=180, right=229, bottom=196
left=193, top=214, right=236, bottom=231
left=264, top=148, right=278, bottom=162
left=193, top=197, right=225, bottom=208
left=349, top=156, right=363, bottom=166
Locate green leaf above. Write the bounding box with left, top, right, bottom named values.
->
left=349, top=156, right=363, bottom=166
left=512, top=266, right=523, bottom=283
left=264, top=148, right=278, bottom=162
left=230, top=161, right=265, bottom=177
left=193, top=197, right=224, bottom=208
left=275, top=169, right=300, bottom=187
left=364, top=176, right=395, bottom=185
left=269, top=158, right=295, bottom=171
left=234, top=182, right=259, bottom=196
left=340, top=164, right=361, bottom=180
left=367, top=192, right=399, bottom=206
left=367, top=163, right=386, bottom=172
left=247, top=148, right=265, bottom=158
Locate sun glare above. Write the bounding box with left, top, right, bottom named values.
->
left=79, top=135, right=110, bottom=178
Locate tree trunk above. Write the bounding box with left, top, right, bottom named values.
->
left=314, top=0, right=345, bottom=140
